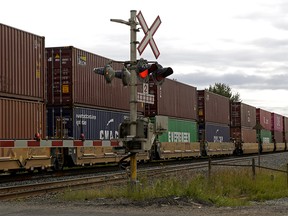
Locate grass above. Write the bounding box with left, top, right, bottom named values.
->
left=60, top=167, right=288, bottom=207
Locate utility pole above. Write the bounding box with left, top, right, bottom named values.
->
left=111, top=10, right=138, bottom=184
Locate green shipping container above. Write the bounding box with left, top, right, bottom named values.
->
left=257, top=129, right=272, bottom=143
left=158, top=118, right=198, bottom=142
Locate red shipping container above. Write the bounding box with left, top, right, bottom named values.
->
left=256, top=108, right=272, bottom=131
left=46, top=46, right=141, bottom=112
left=198, top=90, right=230, bottom=125
left=0, top=97, right=46, bottom=139
left=0, top=23, right=45, bottom=101
left=271, top=113, right=283, bottom=132
left=144, top=79, right=198, bottom=120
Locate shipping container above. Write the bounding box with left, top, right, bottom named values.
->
left=230, top=102, right=256, bottom=128
left=271, top=113, right=283, bottom=132
left=158, top=117, right=198, bottom=143
left=199, top=122, right=230, bottom=143
left=230, top=127, right=257, bottom=143
left=0, top=97, right=45, bottom=139
left=144, top=79, right=198, bottom=120
left=284, top=116, right=288, bottom=142
left=0, top=23, right=45, bottom=101
left=46, top=46, right=139, bottom=111
left=47, top=106, right=130, bottom=140
left=198, top=90, right=230, bottom=125
left=272, top=130, right=284, bottom=143
left=256, top=108, right=272, bottom=131
left=257, top=129, right=272, bottom=144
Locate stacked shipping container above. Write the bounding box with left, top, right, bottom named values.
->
left=271, top=113, right=284, bottom=143
left=144, top=79, right=198, bottom=143
left=0, top=23, right=46, bottom=139
left=284, top=117, right=288, bottom=143
left=197, top=90, right=230, bottom=142
left=45, top=46, right=139, bottom=140
left=230, top=102, right=257, bottom=143
left=256, top=108, right=272, bottom=144
left=47, top=106, right=129, bottom=140
left=46, top=46, right=133, bottom=110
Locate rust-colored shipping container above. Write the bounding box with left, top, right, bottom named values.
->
left=271, top=113, right=283, bottom=132
left=198, top=90, right=230, bottom=125
left=0, top=23, right=45, bottom=101
left=230, top=127, right=257, bottom=143
left=272, top=130, right=284, bottom=143
left=144, top=79, right=197, bottom=120
left=0, top=97, right=45, bottom=139
left=284, top=116, right=288, bottom=142
left=46, top=46, right=138, bottom=112
left=256, top=108, right=272, bottom=131
left=230, top=102, right=256, bottom=128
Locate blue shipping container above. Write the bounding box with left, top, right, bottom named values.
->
left=47, top=107, right=129, bottom=140
left=199, top=122, right=230, bottom=142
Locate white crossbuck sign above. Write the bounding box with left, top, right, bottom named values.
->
left=137, top=11, right=161, bottom=59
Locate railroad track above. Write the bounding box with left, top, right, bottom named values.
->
left=0, top=155, right=259, bottom=201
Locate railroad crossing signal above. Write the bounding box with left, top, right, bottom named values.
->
left=93, top=64, right=131, bottom=86
left=137, top=11, right=161, bottom=59
left=136, top=58, right=173, bottom=85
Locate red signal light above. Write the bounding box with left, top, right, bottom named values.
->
left=139, top=69, right=149, bottom=79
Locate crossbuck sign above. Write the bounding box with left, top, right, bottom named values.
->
left=137, top=11, right=161, bottom=59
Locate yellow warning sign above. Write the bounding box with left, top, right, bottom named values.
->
left=55, top=54, right=60, bottom=59
left=62, top=84, right=69, bottom=93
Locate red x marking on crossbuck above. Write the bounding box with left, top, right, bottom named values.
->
left=137, top=11, right=161, bottom=59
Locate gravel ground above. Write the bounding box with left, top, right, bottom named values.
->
left=1, top=197, right=288, bottom=216
left=2, top=152, right=288, bottom=216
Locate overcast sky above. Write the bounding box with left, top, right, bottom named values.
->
left=1, top=0, right=288, bottom=116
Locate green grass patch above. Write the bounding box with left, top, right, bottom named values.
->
left=60, top=168, right=288, bottom=207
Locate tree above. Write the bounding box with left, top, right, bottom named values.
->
left=207, top=83, right=241, bottom=102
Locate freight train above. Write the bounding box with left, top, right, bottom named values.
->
left=1, top=23, right=288, bottom=173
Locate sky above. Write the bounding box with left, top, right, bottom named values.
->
left=1, top=0, right=288, bottom=116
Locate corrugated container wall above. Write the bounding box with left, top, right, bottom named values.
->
left=258, top=129, right=272, bottom=144
left=199, top=122, right=230, bottom=142
left=158, top=117, right=198, bottom=143
left=198, top=90, right=230, bottom=125
left=0, top=97, right=45, bottom=139
left=144, top=79, right=197, bottom=120
left=0, top=23, right=45, bottom=101
left=47, top=106, right=130, bottom=140
left=46, top=46, right=137, bottom=112
left=273, top=131, right=284, bottom=143
left=230, top=102, right=256, bottom=128
left=271, top=113, right=283, bottom=132
left=230, top=127, right=257, bottom=143
left=284, top=116, right=288, bottom=142
left=256, top=108, right=272, bottom=131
